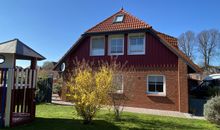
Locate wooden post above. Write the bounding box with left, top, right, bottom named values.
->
left=5, top=54, right=15, bottom=127
left=30, top=59, right=37, bottom=70
left=5, top=69, right=14, bottom=127
left=30, top=58, right=37, bottom=120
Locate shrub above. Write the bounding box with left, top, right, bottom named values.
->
left=66, top=60, right=113, bottom=124
left=204, top=96, right=220, bottom=125
left=53, top=78, right=62, bottom=95
left=36, top=77, right=52, bottom=103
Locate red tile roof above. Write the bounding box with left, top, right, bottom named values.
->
left=86, top=8, right=152, bottom=33
left=86, top=8, right=178, bottom=48
left=156, top=31, right=178, bottom=48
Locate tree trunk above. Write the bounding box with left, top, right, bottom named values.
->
left=204, top=55, right=208, bottom=70
left=115, top=108, right=121, bottom=121
left=83, top=117, right=92, bottom=125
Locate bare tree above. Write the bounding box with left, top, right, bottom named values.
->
left=106, top=60, right=135, bottom=121
left=197, top=29, right=220, bottom=69
left=42, top=61, right=55, bottom=70
left=178, top=31, right=195, bottom=60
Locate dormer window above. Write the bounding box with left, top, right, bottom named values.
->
left=113, top=15, right=124, bottom=23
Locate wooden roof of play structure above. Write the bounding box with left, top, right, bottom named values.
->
left=0, top=39, right=45, bottom=60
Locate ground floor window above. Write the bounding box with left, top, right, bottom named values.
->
left=113, top=74, right=123, bottom=93
left=147, top=75, right=166, bottom=95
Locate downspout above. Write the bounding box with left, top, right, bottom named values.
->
left=178, top=59, right=181, bottom=112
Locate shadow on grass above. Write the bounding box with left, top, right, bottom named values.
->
left=119, top=115, right=213, bottom=130
left=3, top=113, right=218, bottom=130
left=5, top=117, right=120, bottom=130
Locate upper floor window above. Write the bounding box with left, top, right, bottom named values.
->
left=109, top=35, right=124, bottom=55
left=113, top=15, right=124, bottom=23
left=147, top=75, right=166, bottom=96
left=128, top=33, right=145, bottom=55
left=90, top=36, right=105, bottom=56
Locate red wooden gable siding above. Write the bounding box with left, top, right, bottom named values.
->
left=66, top=32, right=178, bottom=68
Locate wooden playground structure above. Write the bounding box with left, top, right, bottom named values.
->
left=0, top=39, right=45, bottom=127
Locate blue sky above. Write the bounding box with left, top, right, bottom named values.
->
left=0, top=0, right=220, bottom=67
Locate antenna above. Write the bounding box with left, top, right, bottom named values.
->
left=121, top=0, right=124, bottom=10
left=121, top=6, right=124, bottom=10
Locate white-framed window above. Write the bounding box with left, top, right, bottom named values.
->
left=113, top=74, right=124, bottom=93
left=128, top=33, right=145, bottom=55
left=147, top=75, right=166, bottom=95
left=109, top=35, right=124, bottom=55
left=90, top=36, right=105, bottom=56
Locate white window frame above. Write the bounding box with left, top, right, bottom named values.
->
left=146, top=75, right=166, bottom=96
left=90, top=36, right=105, bottom=56
left=128, top=33, right=146, bottom=55
left=108, top=35, right=124, bottom=55
left=113, top=74, right=124, bottom=94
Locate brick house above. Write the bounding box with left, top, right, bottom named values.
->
left=54, top=9, right=201, bottom=113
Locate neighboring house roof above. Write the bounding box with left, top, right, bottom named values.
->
left=0, top=39, right=46, bottom=60
left=54, top=9, right=201, bottom=73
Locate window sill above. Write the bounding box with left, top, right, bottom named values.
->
left=109, top=92, right=124, bottom=95
left=116, top=90, right=123, bottom=94
left=127, top=53, right=145, bottom=55
left=146, top=93, right=166, bottom=97
left=108, top=53, right=124, bottom=56
left=90, top=55, right=105, bottom=57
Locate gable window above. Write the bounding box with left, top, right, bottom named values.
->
left=128, top=33, right=145, bottom=55
left=113, top=74, right=123, bottom=93
left=109, top=35, right=124, bottom=55
left=90, top=36, right=105, bottom=56
left=113, top=15, right=124, bottom=23
left=147, top=75, right=166, bottom=95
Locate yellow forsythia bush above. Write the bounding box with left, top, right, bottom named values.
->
left=66, top=62, right=113, bottom=124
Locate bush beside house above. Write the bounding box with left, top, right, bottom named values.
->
left=204, top=96, right=220, bottom=125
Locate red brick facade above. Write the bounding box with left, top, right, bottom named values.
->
left=60, top=58, right=189, bottom=113
left=122, top=60, right=188, bottom=113
left=178, top=58, right=189, bottom=112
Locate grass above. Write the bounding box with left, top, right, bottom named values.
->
left=4, top=104, right=219, bottom=130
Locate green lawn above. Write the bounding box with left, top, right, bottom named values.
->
left=4, top=104, right=219, bottom=130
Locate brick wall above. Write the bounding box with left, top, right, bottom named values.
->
left=123, top=67, right=179, bottom=111
left=122, top=59, right=188, bottom=112
left=178, top=58, right=188, bottom=113
left=60, top=60, right=189, bottom=112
